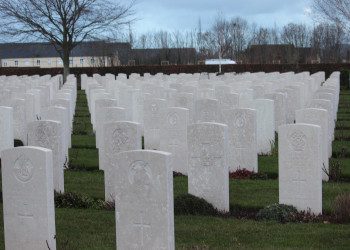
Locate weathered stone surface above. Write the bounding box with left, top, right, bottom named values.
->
left=0, top=106, right=14, bottom=153
left=279, top=124, right=322, bottom=214
left=115, top=150, right=174, bottom=250
left=194, top=99, right=220, bottom=123
left=1, top=146, right=56, bottom=250
left=222, top=108, right=258, bottom=172
left=27, top=121, right=64, bottom=193
left=143, top=98, right=167, bottom=150
left=296, top=108, right=329, bottom=181
left=188, top=122, right=229, bottom=212
left=160, top=107, right=189, bottom=175
left=11, top=98, right=27, bottom=145
left=254, top=99, right=275, bottom=154
left=103, top=121, right=141, bottom=202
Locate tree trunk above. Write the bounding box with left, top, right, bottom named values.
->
left=63, top=53, right=70, bottom=84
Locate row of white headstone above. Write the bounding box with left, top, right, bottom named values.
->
left=80, top=71, right=339, bottom=249
left=1, top=146, right=173, bottom=250
left=0, top=71, right=340, bottom=249
left=0, top=74, right=77, bottom=193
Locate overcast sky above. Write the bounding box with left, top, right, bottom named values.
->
left=123, top=0, right=314, bottom=34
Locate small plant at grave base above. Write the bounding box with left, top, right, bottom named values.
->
left=332, top=193, right=350, bottom=223
left=229, top=168, right=254, bottom=179
left=270, top=133, right=278, bottom=156
left=54, top=191, right=105, bottom=209
left=324, top=159, right=343, bottom=182
left=14, top=139, right=24, bottom=147
left=173, top=171, right=185, bottom=177
left=174, top=194, right=226, bottom=216
left=256, top=203, right=324, bottom=223
left=288, top=209, right=324, bottom=223
left=250, top=172, right=269, bottom=180
left=256, top=203, right=298, bottom=223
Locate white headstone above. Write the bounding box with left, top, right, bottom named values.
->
left=0, top=106, right=14, bottom=153
left=1, top=146, right=56, bottom=250
left=95, top=98, right=118, bottom=144
left=103, top=121, right=141, bottom=202
left=279, top=124, right=322, bottom=214
left=96, top=107, right=126, bottom=151
left=310, top=99, right=334, bottom=146
left=41, top=106, right=70, bottom=167
left=194, top=99, right=220, bottom=123
left=265, top=92, right=287, bottom=132
left=222, top=108, right=258, bottom=172
left=173, top=92, right=195, bottom=123
left=188, top=122, right=229, bottom=212
left=11, top=98, right=27, bottom=145
left=254, top=99, right=275, bottom=154
left=115, top=150, right=174, bottom=250
left=160, top=107, right=189, bottom=175
left=296, top=108, right=329, bottom=181
left=143, top=98, right=167, bottom=150
left=27, top=121, right=64, bottom=193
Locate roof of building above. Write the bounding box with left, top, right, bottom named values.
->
left=0, top=41, right=132, bottom=61
left=205, top=59, right=236, bottom=65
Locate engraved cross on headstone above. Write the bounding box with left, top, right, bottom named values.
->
left=292, top=166, right=306, bottom=199
left=133, top=211, right=151, bottom=248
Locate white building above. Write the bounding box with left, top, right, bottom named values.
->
left=205, top=59, right=237, bottom=65
left=0, top=41, right=132, bottom=68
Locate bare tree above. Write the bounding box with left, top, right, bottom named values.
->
left=311, top=22, right=344, bottom=62
left=313, top=0, right=350, bottom=29
left=228, top=17, right=249, bottom=61
left=281, top=23, right=310, bottom=47
left=0, top=0, right=135, bottom=82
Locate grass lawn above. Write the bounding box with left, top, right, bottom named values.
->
left=0, top=89, right=349, bottom=249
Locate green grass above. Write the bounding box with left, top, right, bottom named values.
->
left=72, top=135, right=96, bottom=148
left=64, top=173, right=350, bottom=215
left=69, top=148, right=99, bottom=170
left=65, top=171, right=105, bottom=199
left=0, top=206, right=348, bottom=249
left=175, top=216, right=350, bottom=249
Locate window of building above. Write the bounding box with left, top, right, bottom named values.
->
left=37, top=60, right=40, bottom=66
left=25, top=60, right=29, bottom=66
left=80, top=58, right=84, bottom=65
left=91, top=58, right=95, bottom=65
left=69, top=59, right=73, bottom=65
left=48, top=59, right=51, bottom=65
left=15, top=60, right=18, bottom=66
left=3, top=61, right=7, bottom=67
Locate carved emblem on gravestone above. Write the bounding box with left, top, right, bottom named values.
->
left=233, top=112, right=246, bottom=128
left=111, top=128, right=129, bottom=151
left=128, top=161, right=152, bottom=199
left=150, top=103, right=158, bottom=114
left=14, top=155, right=34, bottom=183
left=289, top=130, right=307, bottom=151
left=167, top=112, right=179, bottom=126
left=34, top=123, right=56, bottom=146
